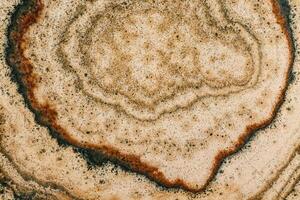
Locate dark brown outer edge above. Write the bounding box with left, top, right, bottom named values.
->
left=6, top=0, right=294, bottom=193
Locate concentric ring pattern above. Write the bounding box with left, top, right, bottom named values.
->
left=0, top=0, right=299, bottom=199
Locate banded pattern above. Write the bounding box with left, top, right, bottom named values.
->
left=17, top=0, right=291, bottom=190
left=0, top=0, right=299, bottom=199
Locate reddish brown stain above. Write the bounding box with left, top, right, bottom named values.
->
left=7, top=0, right=294, bottom=193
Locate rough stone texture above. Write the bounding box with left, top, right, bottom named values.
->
left=0, top=0, right=299, bottom=199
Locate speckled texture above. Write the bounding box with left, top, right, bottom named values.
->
left=0, top=0, right=299, bottom=199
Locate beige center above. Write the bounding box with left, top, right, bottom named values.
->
left=61, top=1, right=259, bottom=120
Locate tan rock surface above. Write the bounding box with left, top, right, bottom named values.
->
left=0, top=0, right=299, bottom=199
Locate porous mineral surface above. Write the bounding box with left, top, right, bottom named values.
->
left=0, top=0, right=299, bottom=199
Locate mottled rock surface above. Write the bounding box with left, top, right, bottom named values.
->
left=0, top=0, right=299, bottom=199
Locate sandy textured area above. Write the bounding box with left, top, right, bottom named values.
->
left=0, top=0, right=299, bottom=199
